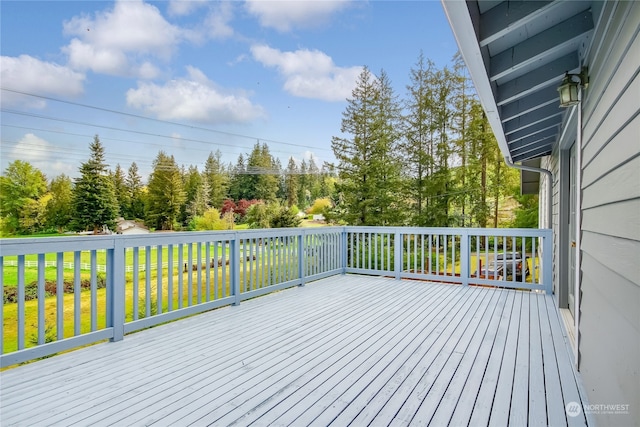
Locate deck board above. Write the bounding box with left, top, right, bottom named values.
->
left=0, top=275, right=588, bottom=426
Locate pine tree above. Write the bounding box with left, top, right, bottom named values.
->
left=112, top=164, right=128, bottom=218
left=331, top=67, right=403, bottom=225
left=126, top=162, right=145, bottom=220
left=451, top=52, right=475, bottom=226
left=203, top=150, right=229, bottom=209
left=402, top=53, right=435, bottom=226
left=71, top=136, right=119, bottom=233
left=228, top=154, right=250, bottom=201
left=245, top=142, right=278, bottom=202
left=284, top=157, right=299, bottom=207
left=146, top=151, right=185, bottom=230
left=297, top=159, right=309, bottom=209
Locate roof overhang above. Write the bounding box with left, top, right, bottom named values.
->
left=441, top=0, right=594, bottom=163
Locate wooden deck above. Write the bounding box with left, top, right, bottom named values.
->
left=0, top=275, right=588, bottom=426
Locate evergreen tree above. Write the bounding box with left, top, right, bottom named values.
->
left=331, top=67, right=403, bottom=225
left=181, top=165, right=203, bottom=224
left=228, top=154, right=250, bottom=200
left=146, top=151, right=185, bottom=230
left=307, top=155, right=322, bottom=201
left=451, top=52, right=475, bottom=226
left=297, top=159, right=309, bottom=209
left=71, top=136, right=119, bottom=233
left=112, top=164, right=128, bottom=218
left=246, top=142, right=278, bottom=202
left=203, top=150, right=229, bottom=209
left=126, top=162, right=145, bottom=219
left=402, top=52, right=436, bottom=226
left=284, top=157, right=299, bottom=207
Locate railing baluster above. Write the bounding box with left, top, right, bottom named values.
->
left=145, top=246, right=152, bottom=315
left=196, top=242, right=202, bottom=303
left=213, top=241, right=219, bottom=298
left=241, top=239, right=247, bottom=292
left=428, top=234, right=432, bottom=275
left=168, top=244, right=174, bottom=310
left=73, top=251, right=81, bottom=336
left=222, top=241, right=227, bottom=297
left=232, top=234, right=240, bottom=305
left=266, top=238, right=271, bottom=286
left=37, top=254, right=45, bottom=344
left=178, top=244, right=184, bottom=308
left=260, top=238, right=265, bottom=288
left=133, top=247, right=139, bottom=320
left=187, top=244, right=193, bottom=306
left=158, top=245, right=164, bottom=314
left=91, top=250, right=97, bottom=331
left=16, top=255, right=25, bottom=351
left=54, top=252, right=64, bottom=341
left=436, top=235, right=440, bottom=275
left=532, top=237, right=537, bottom=285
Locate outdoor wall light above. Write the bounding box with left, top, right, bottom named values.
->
left=558, top=67, right=589, bottom=107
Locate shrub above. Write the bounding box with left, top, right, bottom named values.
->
left=3, top=275, right=107, bottom=303
left=308, top=198, right=332, bottom=215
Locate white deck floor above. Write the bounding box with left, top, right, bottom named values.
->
left=0, top=275, right=588, bottom=426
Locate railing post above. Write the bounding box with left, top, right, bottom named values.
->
left=231, top=233, right=241, bottom=305
left=298, top=230, right=305, bottom=286
left=341, top=227, right=348, bottom=275
left=460, top=230, right=469, bottom=286
left=394, top=229, right=402, bottom=280
left=543, top=229, right=553, bottom=294
left=109, top=236, right=125, bottom=342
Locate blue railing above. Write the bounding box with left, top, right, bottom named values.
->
left=0, top=226, right=551, bottom=366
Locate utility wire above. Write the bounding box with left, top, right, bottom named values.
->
left=0, top=87, right=332, bottom=151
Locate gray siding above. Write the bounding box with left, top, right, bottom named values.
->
left=578, top=1, right=640, bottom=425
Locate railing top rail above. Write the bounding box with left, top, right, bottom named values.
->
left=0, top=235, right=118, bottom=256
left=342, top=226, right=551, bottom=237
left=0, top=226, right=550, bottom=257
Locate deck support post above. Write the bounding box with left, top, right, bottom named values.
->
left=394, top=230, right=402, bottom=280
left=460, top=230, right=469, bottom=286
left=109, top=236, right=125, bottom=342
left=231, top=233, right=241, bottom=306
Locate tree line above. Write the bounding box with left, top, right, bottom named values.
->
left=329, top=52, right=536, bottom=228
left=0, top=136, right=336, bottom=235
left=0, top=52, right=537, bottom=236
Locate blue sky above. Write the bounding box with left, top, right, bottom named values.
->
left=1, top=0, right=458, bottom=180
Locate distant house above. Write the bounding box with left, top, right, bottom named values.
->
left=116, top=219, right=149, bottom=235
left=443, top=1, right=639, bottom=425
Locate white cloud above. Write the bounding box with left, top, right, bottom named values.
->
left=126, top=66, right=265, bottom=124
left=8, top=134, right=74, bottom=177
left=245, top=0, right=351, bottom=32
left=168, top=0, right=208, bottom=16
left=204, top=2, right=235, bottom=39
left=251, top=45, right=361, bottom=101
left=62, top=0, right=181, bottom=77
left=0, top=55, right=85, bottom=108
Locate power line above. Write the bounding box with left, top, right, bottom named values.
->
left=1, top=87, right=332, bottom=152
left=1, top=109, right=330, bottom=157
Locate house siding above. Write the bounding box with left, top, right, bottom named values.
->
left=577, top=1, right=640, bottom=426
